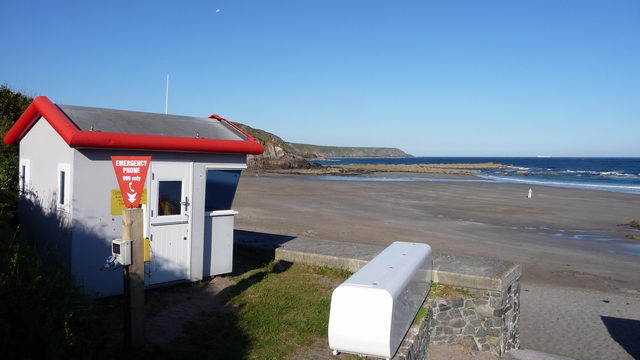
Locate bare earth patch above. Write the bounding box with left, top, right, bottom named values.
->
left=145, top=277, right=236, bottom=345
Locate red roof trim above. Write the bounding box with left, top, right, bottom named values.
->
left=209, top=114, right=257, bottom=142
left=3, top=96, right=79, bottom=145
left=68, top=131, right=264, bottom=154
left=3, top=96, right=264, bottom=155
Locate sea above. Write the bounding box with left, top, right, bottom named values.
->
left=312, top=157, right=640, bottom=195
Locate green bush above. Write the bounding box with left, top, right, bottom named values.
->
left=0, top=220, right=114, bottom=359
left=0, top=87, right=117, bottom=359
left=0, top=85, right=31, bottom=192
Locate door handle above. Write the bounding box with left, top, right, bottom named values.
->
left=181, top=196, right=190, bottom=207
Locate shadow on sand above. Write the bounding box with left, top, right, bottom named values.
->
left=601, top=315, right=640, bottom=359
left=234, top=229, right=297, bottom=257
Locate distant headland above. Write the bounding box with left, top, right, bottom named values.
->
left=287, top=143, right=412, bottom=159
left=233, top=122, right=411, bottom=170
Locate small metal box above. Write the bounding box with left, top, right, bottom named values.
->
left=112, top=239, right=132, bottom=266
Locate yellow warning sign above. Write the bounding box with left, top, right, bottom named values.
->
left=144, top=238, right=151, bottom=262
left=110, top=189, right=148, bottom=215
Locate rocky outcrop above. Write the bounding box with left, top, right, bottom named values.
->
left=232, top=122, right=412, bottom=170
left=233, top=123, right=319, bottom=170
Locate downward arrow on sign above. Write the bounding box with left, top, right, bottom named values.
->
left=127, top=192, right=137, bottom=204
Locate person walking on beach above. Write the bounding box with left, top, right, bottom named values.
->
left=527, top=188, right=532, bottom=198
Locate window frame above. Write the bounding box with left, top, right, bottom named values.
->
left=57, top=163, right=71, bottom=212
left=151, top=175, right=189, bottom=225
left=156, top=179, right=184, bottom=217
left=204, top=164, right=246, bottom=213
left=19, top=159, right=30, bottom=196
left=204, top=169, right=242, bottom=212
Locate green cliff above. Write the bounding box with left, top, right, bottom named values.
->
left=287, top=143, right=412, bottom=159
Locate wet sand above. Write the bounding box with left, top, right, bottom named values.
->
left=234, top=173, right=640, bottom=359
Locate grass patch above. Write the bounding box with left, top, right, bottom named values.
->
left=308, top=265, right=353, bottom=280
left=429, top=282, right=476, bottom=299
left=152, top=253, right=351, bottom=360
left=411, top=306, right=429, bottom=326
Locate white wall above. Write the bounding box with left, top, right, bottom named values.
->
left=18, top=117, right=75, bottom=268
left=72, top=149, right=246, bottom=296
left=19, top=116, right=75, bottom=211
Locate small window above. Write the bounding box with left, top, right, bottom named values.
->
left=19, top=159, right=30, bottom=195
left=158, top=180, right=182, bottom=216
left=20, top=166, right=26, bottom=191
left=59, top=171, right=66, bottom=205
left=205, top=170, right=241, bottom=211
left=57, top=163, right=71, bottom=212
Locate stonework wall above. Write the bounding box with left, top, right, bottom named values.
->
left=393, top=304, right=432, bottom=360
left=429, top=279, right=521, bottom=356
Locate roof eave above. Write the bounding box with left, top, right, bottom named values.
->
left=69, top=131, right=265, bottom=154
left=3, top=96, right=79, bottom=145
left=3, top=96, right=265, bottom=155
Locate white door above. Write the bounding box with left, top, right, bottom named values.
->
left=148, top=162, right=192, bottom=285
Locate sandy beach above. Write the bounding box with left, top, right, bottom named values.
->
left=234, top=173, right=640, bottom=360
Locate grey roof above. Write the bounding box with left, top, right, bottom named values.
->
left=58, top=104, right=247, bottom=141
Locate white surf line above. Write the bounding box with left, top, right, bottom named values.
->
left=479, top=175, right=640, bottom=193
left=307, top=176, right=492, bottom=183
left=306, top=174, right=640, bottom=194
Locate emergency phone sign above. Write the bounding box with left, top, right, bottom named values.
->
left=111, top=156, right=151, bottom=208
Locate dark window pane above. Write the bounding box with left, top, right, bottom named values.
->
left=20, top=165, right=26, bottom=193
left=158, top=181, right=182, bottom=216
left=205, top=170, right=241, bottom=211
left=59, top=171, right=66, bottom=205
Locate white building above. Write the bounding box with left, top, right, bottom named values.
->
left=3, top=96, right=264, bottom=297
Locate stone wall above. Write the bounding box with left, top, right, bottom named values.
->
left=429, top=280, right=520, bottom=356
left=393, top=303, right=432, bottom=360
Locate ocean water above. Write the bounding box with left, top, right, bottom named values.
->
left=313, top=157, right=640, bottom=194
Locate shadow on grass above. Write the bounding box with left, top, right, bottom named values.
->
left=2, top=198, right=302, bottom=359
left=145, top=247, right=291, bottom=360
left=601, top=316, right=640, bottom=359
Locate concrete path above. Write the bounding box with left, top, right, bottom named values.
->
left=428, top=345, right=575, bottom=360
left=236, top=231, right=521, bottom=291
left=520, top=283, right=640, bottom=360
left=506, top=349, right=575, bottom=360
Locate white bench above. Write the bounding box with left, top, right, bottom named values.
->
left=328, top=241, right=432, bottom=359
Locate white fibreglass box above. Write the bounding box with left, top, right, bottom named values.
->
left=328, top=241, right=432, bottom=359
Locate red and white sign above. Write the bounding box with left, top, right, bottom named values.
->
left=111, top=156, right=151, bottom=208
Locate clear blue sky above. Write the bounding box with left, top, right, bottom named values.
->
left=1, top=1, right=638, bottom=156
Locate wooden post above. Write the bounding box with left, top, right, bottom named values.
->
left=122, top=207, right=145, bottom=348
left=122, top=266, right=131, bottom=349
